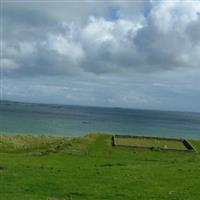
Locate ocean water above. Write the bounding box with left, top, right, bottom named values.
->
left=1, top=101, right=200, bottom=139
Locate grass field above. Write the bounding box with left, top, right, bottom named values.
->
left=114, top=136, right=188, bottom=150
left=0, top=133, right=200, bottom=200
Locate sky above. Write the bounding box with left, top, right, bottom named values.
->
left=1, top=0, right=200, bottom=112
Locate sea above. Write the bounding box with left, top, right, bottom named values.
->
left=1, top=101, right=200, bottom=139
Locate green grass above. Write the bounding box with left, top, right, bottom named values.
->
left=0, top=133, right=200, bottom=200
left=115, top=137, right=187, bottom=150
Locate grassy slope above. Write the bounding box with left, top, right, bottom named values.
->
left=0, top=134, right=200, bottom=200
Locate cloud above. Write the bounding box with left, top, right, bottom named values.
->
left=1, top=58, right=19, bottom=70
left=186, top=13, right=200, bottom=44
left=3, top=68, right=200, bottom=111
left=134, top=0, right=200, bottom=71
left=2, top=0, right=200, bottom=78
left=1, top=0, right=200, bottom=112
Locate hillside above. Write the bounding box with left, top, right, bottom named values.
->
left=0, top=134, right=200, bottom=200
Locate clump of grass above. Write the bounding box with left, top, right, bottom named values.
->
left=0, top=135, right=69, bottom=152
left=0, top=134, right=96, bottom=153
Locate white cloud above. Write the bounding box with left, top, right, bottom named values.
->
left=1, top=58, right=19, bottom=70
left=150, top=0, right=200, bottom=33
left=47, top=34, right=84, bottom=65
left=2, top=0, right=200, bottom=111
left=3, top=0, right=200, bottom=77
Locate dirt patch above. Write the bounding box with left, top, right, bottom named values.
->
left=0, top=165, right=6, bottom=171
left=47, top=192, right=87, bottom=200
left=97, top=163, right=126, bottom=167
left=47, top=196, right=71, bottom=200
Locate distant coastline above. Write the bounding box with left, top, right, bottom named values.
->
left=1, top=99, right=200, bottom=139
left=1, top=99, right=200, bottom=114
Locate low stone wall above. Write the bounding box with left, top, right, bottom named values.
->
left=183, top=139, right=196, bottom=151
left=112, top=134, right=196, bottom=152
